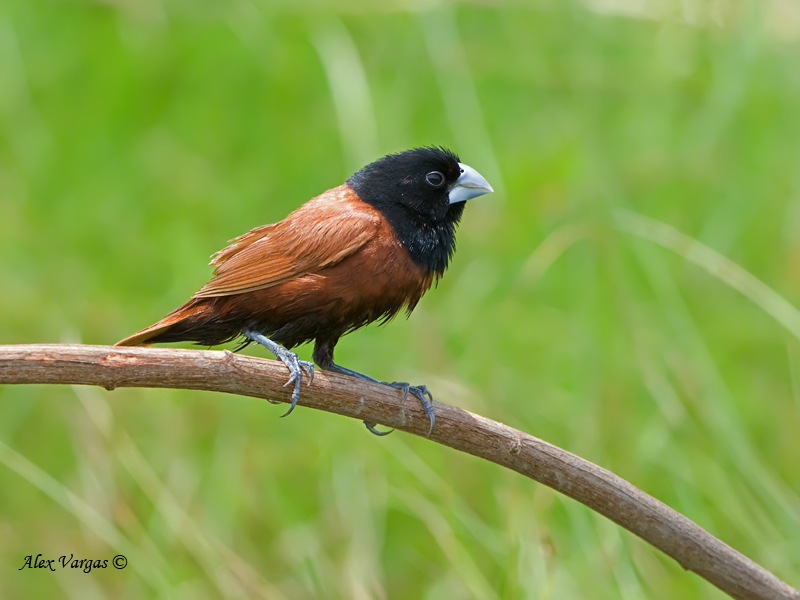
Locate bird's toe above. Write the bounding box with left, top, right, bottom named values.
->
left=281, top=377, right=303, bottom=418
left=300, top=360, right=315, bottom=385
left=363, top=421, right=393, bottom=436
left=408, top=385, right=435, bottom=437
left=389, top=381, right=411, bottom=401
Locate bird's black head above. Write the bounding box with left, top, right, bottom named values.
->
left=347, top=147, right=492, bottom=275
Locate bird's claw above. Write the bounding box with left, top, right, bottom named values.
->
left=363, top=421, right=394, bottom=436
left=389, top=381, right=435, bottom=437
left=301, top=361, right=315, bottom=385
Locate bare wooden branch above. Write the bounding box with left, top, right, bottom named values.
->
left=0, top=343, right=796, bottom=600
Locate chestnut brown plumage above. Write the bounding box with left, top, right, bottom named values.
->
left=116, top=147, right=493, bottom=435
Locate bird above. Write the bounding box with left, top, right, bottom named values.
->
left=116, top=147, right=493, bottom=436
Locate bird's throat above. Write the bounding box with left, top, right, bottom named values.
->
left=382, top=203, right=465, bottom=276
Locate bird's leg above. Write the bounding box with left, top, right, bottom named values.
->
left=243, top=328, right=314, bottom=417
left=313, top=342, right=435, bottom=437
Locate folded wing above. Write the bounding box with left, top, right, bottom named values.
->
left=194, top=187, right=379, bottom=298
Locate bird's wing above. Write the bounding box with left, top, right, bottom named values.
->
left=193, top=190, right=379, bottom=298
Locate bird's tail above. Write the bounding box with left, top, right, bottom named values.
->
left=115, top=298, right=219, bottom=346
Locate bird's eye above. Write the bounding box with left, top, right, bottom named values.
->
left=425, top=171, right=445, bottom=187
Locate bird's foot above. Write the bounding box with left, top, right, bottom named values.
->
left=361, top=383, right=433, bottom=437
left=279, top=355, right=315, bottom=417
left=243, top=328, right=314, bottom=417
left=388, top=382, right=435, bottom=437
left=358, top=381, right=434, bottom=437
left=315, top=359, right=436, bottom=436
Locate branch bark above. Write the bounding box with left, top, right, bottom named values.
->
left=0, top=343, right=796, bottom=600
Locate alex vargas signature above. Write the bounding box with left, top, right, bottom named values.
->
left=20, top=553, right=127, bottom=573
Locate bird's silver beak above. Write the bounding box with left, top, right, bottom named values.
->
left=448, top=163, right=494, bottom=204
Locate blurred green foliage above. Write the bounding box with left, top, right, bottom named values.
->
left=1, top=0, right=799, bottom=597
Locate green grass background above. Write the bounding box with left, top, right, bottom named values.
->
left=1, top=0, right=799, bottom=597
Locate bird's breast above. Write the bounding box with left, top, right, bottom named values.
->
left=313, top=221, right=434, bottom=320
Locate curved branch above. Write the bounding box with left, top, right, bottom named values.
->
left=0, top=343, right=796, bottom=600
